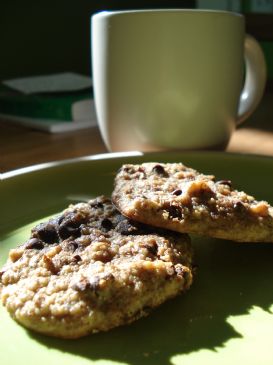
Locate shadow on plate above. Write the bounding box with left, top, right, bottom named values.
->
left=28, top=237, right=273, bottom=365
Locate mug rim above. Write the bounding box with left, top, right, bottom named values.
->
left=92, top=8, right=243, bottom=19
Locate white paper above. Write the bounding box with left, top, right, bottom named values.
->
left=3, top=72, right=93, bottom=95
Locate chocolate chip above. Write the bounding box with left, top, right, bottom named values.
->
left=218, top=179, right=232, bottom=188
left=35, top=222, right=59, bottom=244
left=90, top=201, right=104, bottom=209
left=25, top=238, right=44, bottom=250
left=59, top=225, right=80, bottom=240
left=137, top=166, right=147, bottom=178
left=197, top=188, right=214, bottom=201
left=71, top=241, right=79, bottom=250
left=143, top=242, right=158, bottom=256
left=58, top=213, right=86, bottom=240
left=100, top=218, right=113, bottom=232
left=234, top=201, right=246, bottom=213
left=58, top=215, right=65, bottom=225
left=172, top=189, right=182, bottom=196
left=0, top=269, right=5, bottom=280
left=72, top=275, right=104, bottom=293
left=122, top=166, right=135, bottom=174
left=116, top=219, right=148, bottom=235
left=152, top=164, right=169, bottom=177
left=63, top=241, right=79, bottom=252
left=72, top=274, right=114, bottom=293
left=72, top=254, right=82, bottom=263
left=167, top=205, right=182, bottom=219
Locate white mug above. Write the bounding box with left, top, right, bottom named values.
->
left=91, top=9, right=266, bottom=152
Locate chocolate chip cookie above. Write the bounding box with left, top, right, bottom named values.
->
left=112, top=163, right=273, bottom=242
left=0, top=196, right=193, bottom=338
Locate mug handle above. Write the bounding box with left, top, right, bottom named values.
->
left=237, top=35, right=267, bottom=125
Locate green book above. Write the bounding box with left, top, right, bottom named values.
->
left=0, top=85, right=92, bottom=121
left=0, top=73, right=97, bottom=133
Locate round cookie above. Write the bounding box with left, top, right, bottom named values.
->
left=112, top=162, right=273, bottom=242
left=0, top=196, right=193, bottom=338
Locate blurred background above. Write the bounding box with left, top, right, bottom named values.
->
left=1, top=0, right=273, bottom=172
left=1, top=0, right=273, bottom=89
left=0, top=0, right=273, bottom=123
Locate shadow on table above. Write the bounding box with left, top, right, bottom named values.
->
left=28, top=237, right=273, bottom=365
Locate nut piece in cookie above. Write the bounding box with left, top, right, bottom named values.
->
left=112, top=163, right=273, bottom=242
left=0, top=196, right=193, bottom=339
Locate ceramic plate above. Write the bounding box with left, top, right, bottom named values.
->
left=1, top=151, right=273, bottom=365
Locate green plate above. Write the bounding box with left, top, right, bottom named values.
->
left=1, top=151, right=273, bottom=365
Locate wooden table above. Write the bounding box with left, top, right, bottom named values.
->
left=1, top=93, right=273, bottom=173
